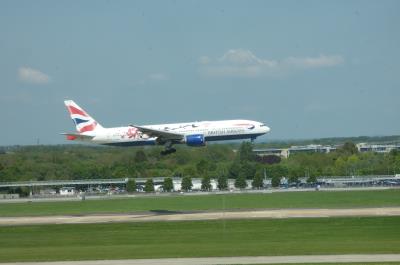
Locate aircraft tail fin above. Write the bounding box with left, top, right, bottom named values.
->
left=64, top=100, right=104, bottom=133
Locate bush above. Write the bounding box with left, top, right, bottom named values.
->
left=163, top=177, right=174, bottom=192
left=126, top=179, right=136, bottom=193
left=144, top=179, right=154, bottom=192
left=181, top=176, right=193, bottom=191
left=307, top=175, right=317, bottom=184
left=252, top=171, right=264, bottom=189
left=201, top=176, right=212, bottom=191
left=271, top=176, right=281, bottom=187
left=217, top=175, right=228, bottom=190
left=235, top=175, right=247, bottom=189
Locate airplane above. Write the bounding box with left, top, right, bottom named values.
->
left=62, top=100, right=270, bottom=155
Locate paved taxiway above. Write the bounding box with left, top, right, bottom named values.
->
left=2, top=254, right=400, bottom=265
left=1, top=207, right=400, bottom=226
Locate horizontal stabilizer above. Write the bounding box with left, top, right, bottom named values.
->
left=60, top=133, right=94, bottom=141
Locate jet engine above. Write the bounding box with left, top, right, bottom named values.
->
left=185, top=134, right=206, bottom=147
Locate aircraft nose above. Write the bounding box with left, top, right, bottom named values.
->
left=259, top=123, right=270, bottom=134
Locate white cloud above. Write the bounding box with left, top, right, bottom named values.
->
left=199, top=49, right=344, bottom=78
left=284, top=55, right=344, bottom=69
left=18, top=66, right=50, bottom=84
left=219, top=49, right=275, bottom=66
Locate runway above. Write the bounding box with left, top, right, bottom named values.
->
left=1, top=207, right=400, bottom=226
left=2, top=254, right=400, bottom=265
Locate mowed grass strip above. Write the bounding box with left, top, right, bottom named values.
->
left=1, top=189, right=400, bottom=217
left=0, top=217, right=399, bottom=262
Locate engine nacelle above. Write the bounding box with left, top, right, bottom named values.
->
left=185, top=134, right=206, bottom=147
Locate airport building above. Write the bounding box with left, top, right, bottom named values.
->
left=356, top=143, right=400, bottom=153
left=254, top=143, right=400, bottom=158
left=253, top=145, right=336, bottom=158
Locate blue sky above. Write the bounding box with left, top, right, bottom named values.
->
left=0, top=0, right=399, bottom=145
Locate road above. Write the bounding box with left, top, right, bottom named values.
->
left=2, top=254, right=400, bottom=265
left=1, top=207, right=400, bottom=226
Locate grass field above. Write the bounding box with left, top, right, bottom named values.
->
left=0, top=216, right=399, bottom=262
left=1, top=189, right=399, bottom=217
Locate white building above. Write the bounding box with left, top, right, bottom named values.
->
left=357, top=143, right=400, bottom=153
left=59, top=187, right=76, bottom=196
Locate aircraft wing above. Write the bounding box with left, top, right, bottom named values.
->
left=60, top=133, right=94, bottom=141
left=130, top=125, right=184, bottom=141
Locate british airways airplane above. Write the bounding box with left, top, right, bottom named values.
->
left=62, top=100, right=270, bottom=155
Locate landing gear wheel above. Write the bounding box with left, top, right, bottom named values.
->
left=161, top=148, right=176, bottom=156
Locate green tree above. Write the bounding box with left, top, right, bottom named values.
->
left=395, top=156, right=400, bottom=174
left=239, top=162, right=257, bottom=179
left=257, top=155, right=281, bottom=164
left=334, top=156, right=347, bottom=175
left=183, top=166, right=197, bottom=178
left=238, top=141, right=255, bottom=162
left=235, top=175, right=247, bottom=189
left=287, top=165, right=304, bottom=180
left=228, top=162, right=241, bottom=179
left=163, top=177, right=174, bottom=192
left=339, top=142, right=358, bottom=155
left=266, top=164, right=288, bottom=179
left=217, top=175, right=228, bottom=190
left=14, top=187, right=30, bottom=197
left=144, top=179, right=154, bottom=192
left=288, top=175, right=299, bottom=185
left=271, top=175, right=281, bottom=187
left=181, top=176, right=193, bottom=191
left=126, top=178, right=136, bottom=193
left=252, top=170, right=264, bottom=189
left=196, top=159, right=209, bottom=177
left=113, top=165, right=129, bottom=178
left=307, top=175, right=317, bottom=184
left=134, top=149, right=148, bottom=163
left=201, top=176, right=212, bottom=191
left=174, top=149, right=191, bottom=165
left=173, top=168, right=184, bottom=178
left=347, top=154, right=360, bottom=175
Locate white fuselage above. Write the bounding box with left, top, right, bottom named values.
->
left=88, top=119, right=270, bottom=147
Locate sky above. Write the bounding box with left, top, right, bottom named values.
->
left=0, top=0, right=399, bottom=145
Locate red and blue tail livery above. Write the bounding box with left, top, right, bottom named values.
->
left=62, top=100, right=270, bottom=155
left=64, top=100, right=103, bottom=133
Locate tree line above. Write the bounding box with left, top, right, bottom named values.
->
left=0, top=142, right=400, bottom=187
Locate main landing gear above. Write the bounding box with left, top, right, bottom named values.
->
left=160, top=140, right=176, bottom=156
left=161, top=148, right=176, bottom=156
